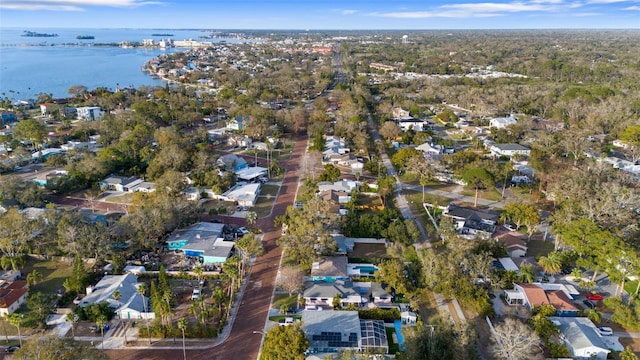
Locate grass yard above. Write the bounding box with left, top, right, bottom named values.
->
left=459, top=188, right=504, bottom=202
left=23, top=257, right=74, bottom=294
left=253, top=195, right=275, bottom=218
left=526, top=240, right=554, bottom=258
left=260, top=184, right=279, bottom=197
left=404, top=190, right=451, bottom=208
left=386, top=327, right=401, bottom=354
left=272, top=294, right=298, bottom=310
left=104, top=193, right=135, bottom=203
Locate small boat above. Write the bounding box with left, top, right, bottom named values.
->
left=151, top=33, right=174, bottom=37
left=76, top=35, right=95, bottom=40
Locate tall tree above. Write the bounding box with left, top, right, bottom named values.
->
left=462, top=168, right=494, bottom=207
left=261, top=323, right=309, bottom=360
left=491, top=317, right=542, bottom=360
left=12, top=119, right=46, bottom=151
left=177, top=317, right=187, bottom=360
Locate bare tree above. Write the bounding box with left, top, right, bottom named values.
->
left=491, top=317, right=542, bottom=360
left=276, top=265, right=304, bottom=296
left=301, top=150, right=322, bottom=181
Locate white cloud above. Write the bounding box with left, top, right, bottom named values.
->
left=0, top=0, right=163, bottom=11
left=368, top=0, right=598, bottom=18
left=341, top=9, right=358, bottom=15
left=586, top=0, right=628, bottom=3
left=624, top=5, right=640, bottom=9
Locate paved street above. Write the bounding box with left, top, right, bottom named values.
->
left=103, top=135, right=307, bottom=360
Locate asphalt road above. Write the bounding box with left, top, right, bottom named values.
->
left=103, top=135, right=307, bottom=360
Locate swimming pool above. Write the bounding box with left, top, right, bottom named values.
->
left=352, top=265, right=378, bottom=274
left=394, top=320, right=405, bottom=350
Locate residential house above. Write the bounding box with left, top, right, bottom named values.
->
left=494, top=233, right=528, bottom=257
left=331, top=235, right=355, bottom=255
left=443, top=203, right=499, bottom=239
left=302, top=310, right=388, bottom=354
left=395, top=117, right=428, bottom=132
left=504, top=283, right=579, bottom=316
left=80, top=273, right=153, bottom=320
left=0, top=113, right=17, bottom=126
left=304, top=281, right=364, bottom=309
left=311, top=256, right=348, bottom=282
left=167, top=222, right=232, bottom=264
left=40, top=103, right=60, bottom=116
left=21, top=168, right=68, bottom=186
left=220, top=182, right=261, bottom=207
left=392, top=107, right=410, bottom=118
left=228, top=134, right=252, bottom=148
left=550, top=317, right=611, bottom=360
left=489, top=116, right=518, bottom=129
left=0, top=280, right=28, bottom=316
left=235, top=166, right=267, bottom=182
left=99, top=175, right=144, bottom=192
left=318, top=180, right=359, bottom=193
left=490, top=143, right=531, bottom=158
left=370, top=282, right=392, bottom=305
left=401, top=311, right=418, bottom=325
left=227, top=115, right=248, bottom=131
left=319, top=190, right=350, bottom=216
left=416, top=142, right=444, bottom=158
left=32, top=148, right=66, bottom=161
left=217, top=154, right=247, bottom=172
left=76, top=106, right=105, bottom=121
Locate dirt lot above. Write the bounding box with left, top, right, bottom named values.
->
left=350, top=243, right=387, bottom=260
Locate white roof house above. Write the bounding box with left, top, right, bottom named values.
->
left=80, top=273, right=153, bottom=320
left=220, top=182, right=261, bottom=206
left=489, top=116, right=518, bottom=129
left=550, top=317, right=611, bottom=360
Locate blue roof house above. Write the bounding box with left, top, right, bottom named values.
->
left=167, top=222, right=233, bottom=264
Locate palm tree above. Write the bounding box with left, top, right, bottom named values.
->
left=178, top=318, right=187, bottom=360
left=193, top=266, right=203, bottom=283
left=585, top=308, right=602, bottom=324
left=538, top=253, right=562, bottom=275
left=137, top=284, right=152, bottom=345
left=245, top=211, right=257, bottom=226
left=26, top=270, right=42, bottom=288
left=96, top=314, right=107, bottom=350
left=65, top=312, right=78, bottom=338
left=9, top=314, right=23, bottom=347
left=519, top=264, right=535, bottom=283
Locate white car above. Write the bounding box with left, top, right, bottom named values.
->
left=191, top=288, right=201, bottom=300
left=503, top=224, right=516, bottom=231
left=598, top=327, right=613, bottom=336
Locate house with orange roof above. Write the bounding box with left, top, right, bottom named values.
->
left=504, top=282, right=578, bottom=316
left=0, top=280, right=28, bottom=316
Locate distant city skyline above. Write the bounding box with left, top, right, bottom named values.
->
left=0, top=0, right=639, bottom=29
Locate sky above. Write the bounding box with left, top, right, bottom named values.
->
left=0, top=0, right=639, bottom=29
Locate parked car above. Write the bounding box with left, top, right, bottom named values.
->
left=586, top=293, right=604, bottom=301
left=598, top=327, right=613, bottom=336
left=278, top=317, right=296, bottom=326
left=503, top=224, right=516, bottom=231
left=191, top=288, right=201, bottom=300
left=5, top=345, right=20, bottom=353
left=583, top=299, right=596, bottom=309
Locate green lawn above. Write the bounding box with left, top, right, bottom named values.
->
left=527, top=240, right=554, bottom=258
left=459, top=188, right=504, bottom=202
left=253, top=195, right=275, bottom=218
left=272, top=294, right=298, bottom=310
left=386, top=327, right=401, bottom=354
left=23, top=258, right=75, bottom=295
left=260, top=184, right=279, bottom=197
left=104, top=193, right=135, bottom=203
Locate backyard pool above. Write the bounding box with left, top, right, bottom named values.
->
left=394, top=320, right=405, bottom=350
